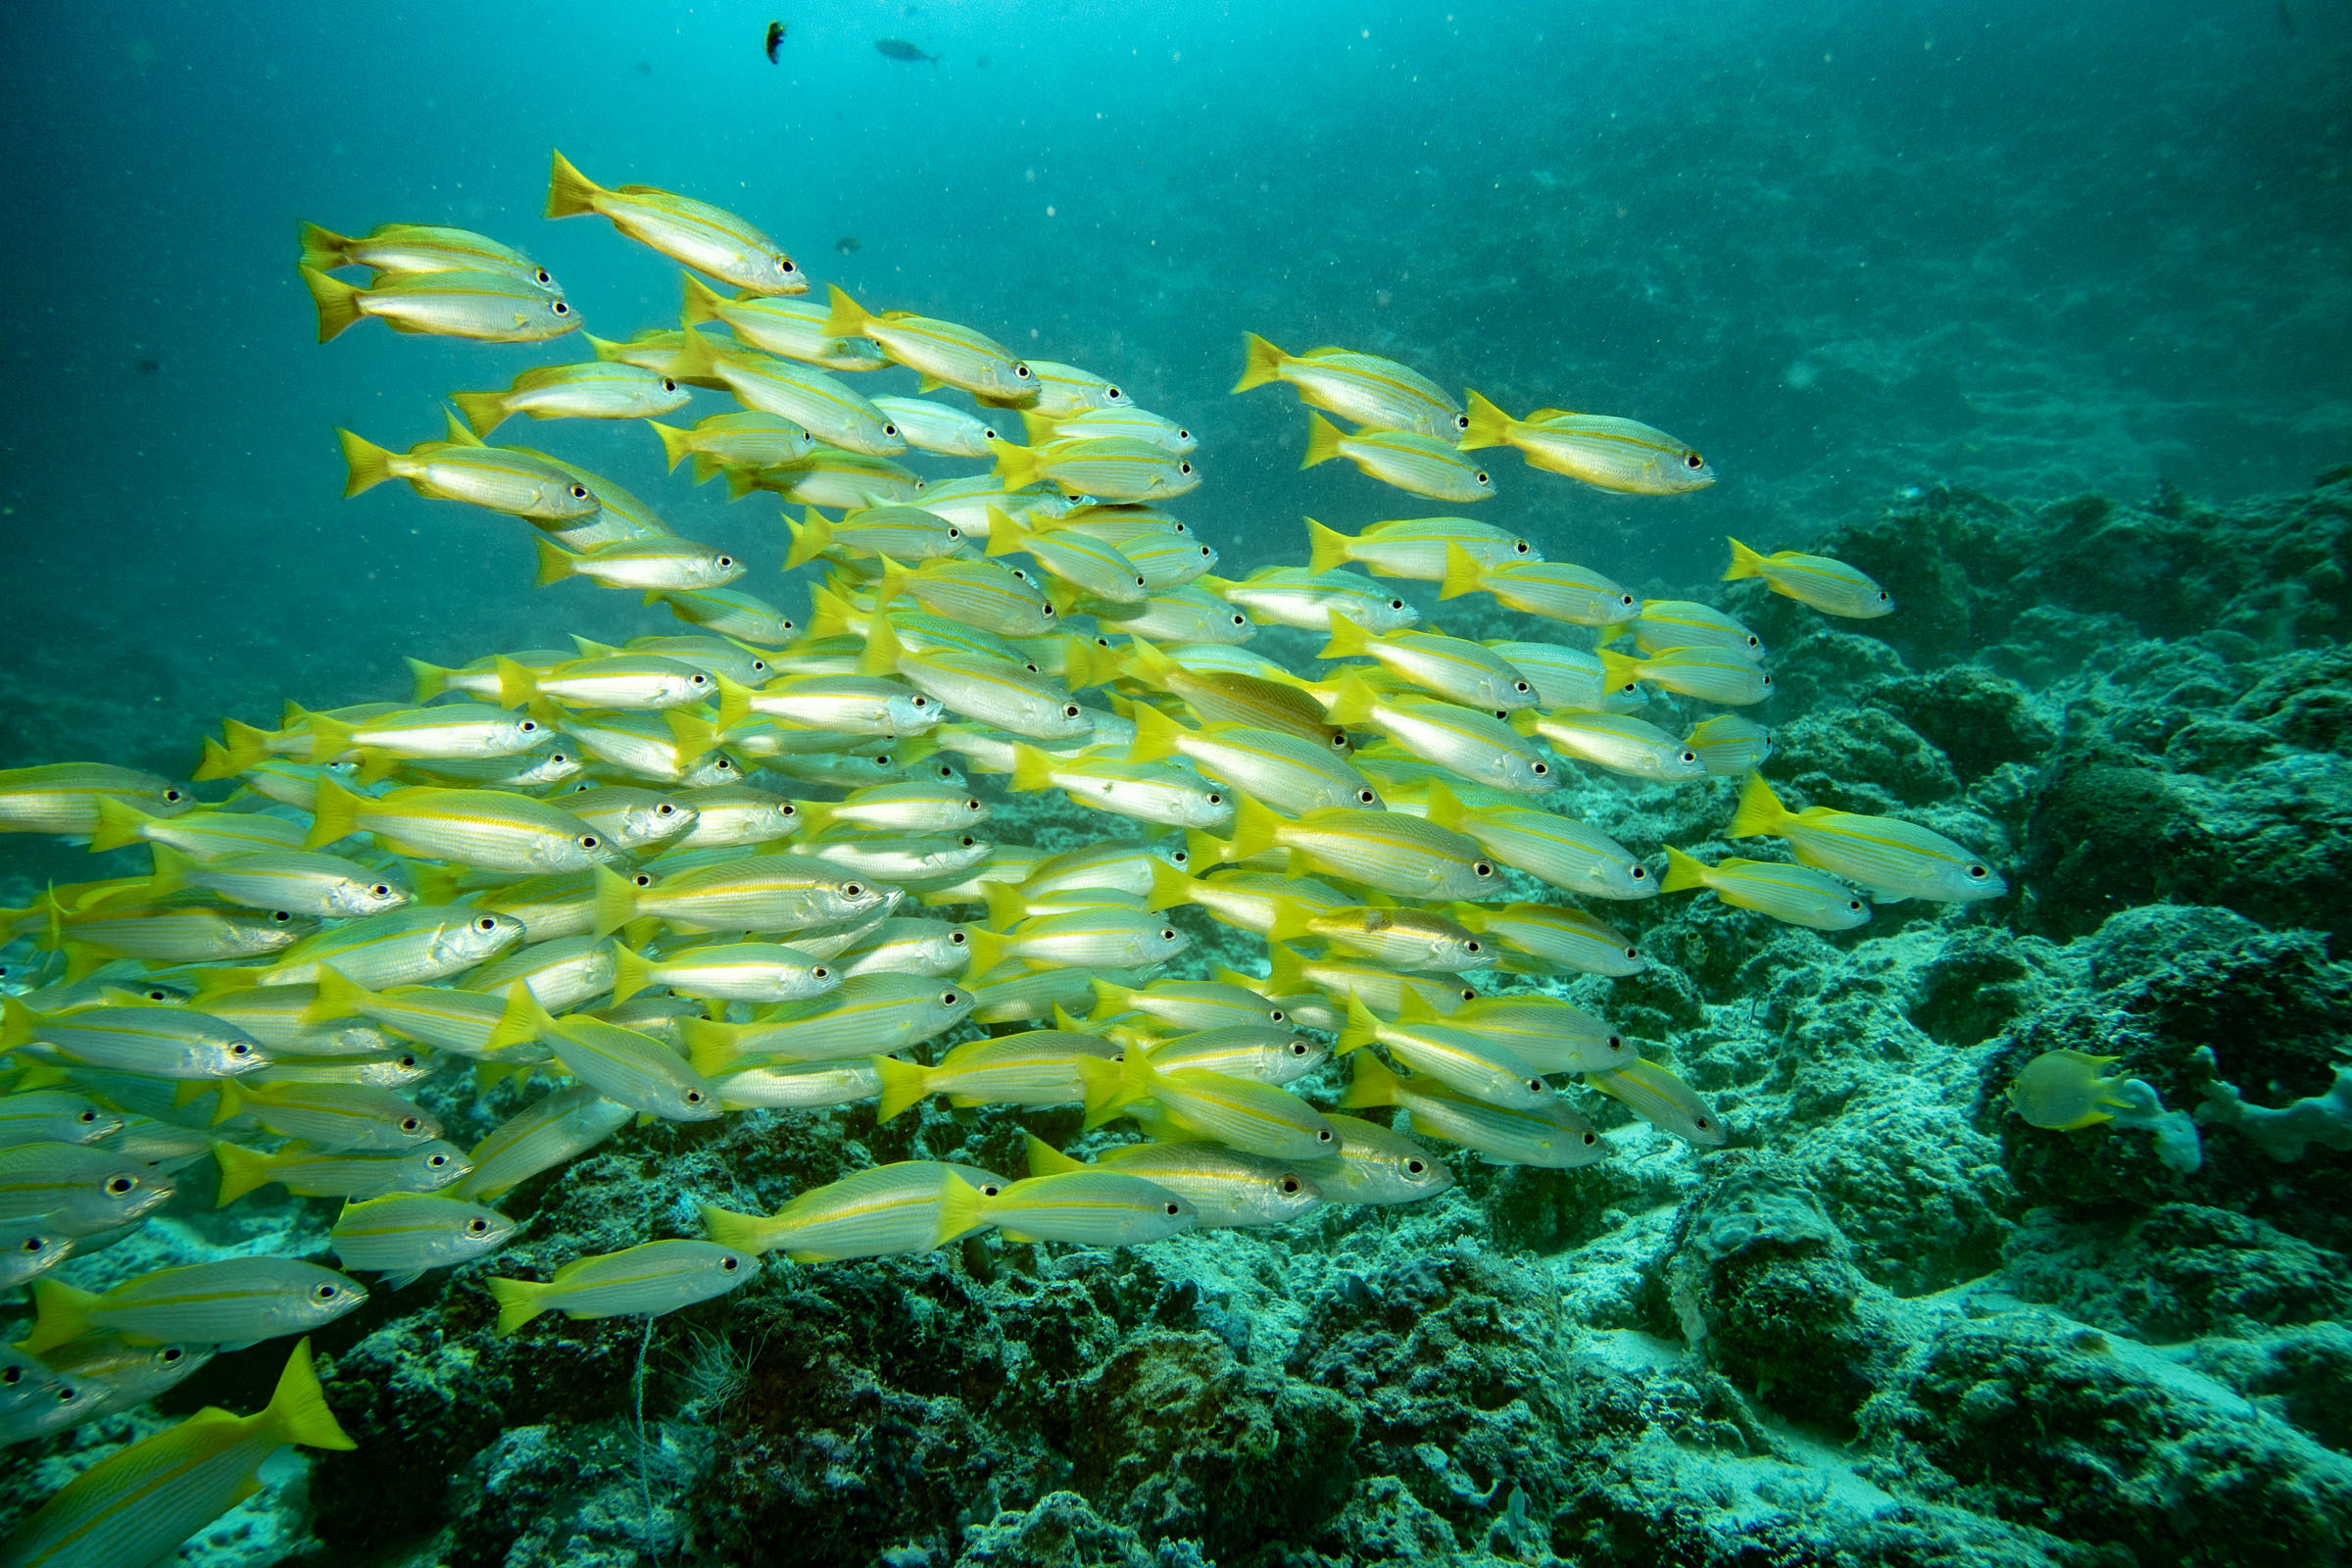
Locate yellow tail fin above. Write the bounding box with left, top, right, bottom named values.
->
left=806, top=583, right=860, bottom=642
left=1597, top=650, right=1643, bottom=690
left=305, top=776, right=365, bottom=849
left=590, top=864, right=641, bottom=940
left=932, top=1174, right=987, bottom=1246
left=1324, top=668, right=1379, bottom=729
left=609, top=943, right=653, bottom=1006
left=682, top=1018, right=740, bottom=1079
left=1302, top=516, right=1352, bottom=574
left=1726, top=772, right=1789, bottom=839
left=650, top=420, right=695, bottom=473
left=1315, top=610, right=1373, bottom=662
left=486, top=983, right=547, bottom=1054
left=307, top=964, right=374, bottom=1025
left=857, top=611, right=904, bottom=679
left=544, top=148, right=605, bottom=219
left=532, top=537, right=578, bottom=587
left=88, top=798, right=154, bottom=856
left=1023, top=1133, right=1084, bottom=1178
left=1007, top=745, right=1057, bottom=794
left=1437, top=542, right=1487, bottom=602
left=871, top=1054, right=930, bottom=1121
left=1723, top=537, right=1768, bottom=582
left=485, top=1275, right=552, bottom=1335
left=678, top=271, right=729, bottom=327
left=1265, top=897, right=1317, bottom=946
left=404, top=657, right=454, bottom=705
left=1299, top=412, right=1344, bottom=470
left=1124, top=702, right=1185, bottom=765
left=823, top=283, right=874, bottom=339
left=1421, top=779, right=1467, bottom=835
left=784, top=510, right=835, bottom=570
left=302, top=267, right=367, bottom=342
left=296, top=220, right=351, bottom=271
left=336, top=427, right=396, bottom=497
left=20, top=1278, right=101, bottom=1356
left=1232, top=332, right=1289, bottom=394
left=212, top=1141, right=278, bottom=1206
left=449, top=389, right=510, bottom=439
left=992, top=445, right=1042, bottom=492
left=1336, top=994, right=1383, bottom=1055
left=1659, top=845, right=1711, bottom=894
left=1339, top=1050, right=1404, bottom=1110
left=1144, top=858, right=1197, bottom=913
left=1461, top=389, right=1515, bottom=451
left=698, top=1200, right=775, bottom=1255
left=664, top=326, right=722, bottom=384
left=265, top=1339, right=357, bottom=1450
left=665, top=709, right=724, bottom=768
left=1225, top=795, right=1283, bottom=864
left=492, top=656, right=541, bottom=710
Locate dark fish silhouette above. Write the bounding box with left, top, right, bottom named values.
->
left=835, top=237, right=862, bottom=256
left=874, top=38, right=939, bottom=65
left=765, top=21, right=787, bottom=63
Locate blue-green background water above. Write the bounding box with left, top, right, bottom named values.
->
left=2, top=0, right=2347, bottom=788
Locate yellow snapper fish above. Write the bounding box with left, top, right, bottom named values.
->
left=996, top=437, right=1200, bottom=503
left=0, top=763, right=189, bottom=836
left=487, top=1239, right=754, bottom=1334
left=1125, top=705, right=1380, bottom=813
left=1520, top=710, right=1706, bottom=783
left=653, top=411, right=817, bottom=479
left=1300, top=1113, right=1456, bottom=1204
left=939, top=1169, right=1198, bottom=1247
left=701, top=1161, right=1008, bottom=1260
left=874, top=556, right=1061, bottom=639
left=1461, top=390, right=1713, bottom=494
left=0, top=1341, right=352, bottom=1568
left=677, top=273, right=887, bottom=369
left=1439, top=546, right=1636, bottom=625
left=873, top=1030, right=1120, bottom=1117
left=22, top=1258, right=367, bottom=1352
left=546, top=149, right=807, bottom=294
left=2, top=1004, right=268, bottom=1083
left=1483, top=642, right=1634, bottom=711
left=308, top=781, right=618, bottom=874
left=825, top=286, right=1035, bottom=400
left=1335, top=996, right=1551, bottom=1108
left=1323, top=673, right=1558, bottom=794
left=1683, top=713, right=1775, bottom=776
left=1598, top=646, right=1773, bottom=708
left=207, top=1080, right=439, bottom=1152
left=302, top=267, right=578, bottom=343
left=336, top=428, right=599, bottom=521
left=978, top=359, right=1128, bottom=417
left=453, top=1085, right=634, bottom=1202
left=1083, top=1053, right=1339, bottom=1160
left=1008, top=747, right=1234, bottom=829
left=0, top=1140, right=174, bottom=1233
left=986, top=512, right=1152, bottom=604
left=666, top=329, right=906, bottom=456
left=1444, top=994, right=1634, bottom=1075
left=963, top=907, right=1190, bottom=973
left=1266, top=900, right=1491, bottom=973
left=298, top=220, right=558, bottom=288
left=1422, top=783, right=1656, bottom=900
left=1022, top=1136, right=1320, bottom=1231
left=1203, top=567, right=1420, bottom=634
left=1723, top=537, right=1892, bottom=617
left=872, top=396, right=1007, bottom=458
left=1216, top=798, right=1500, bottom=902
left=1303, top=514, right=1535, bottom=580
left=149, top=848, right=406, bottom=924
left=1300, top=414, right=1493, bottom=504
left=1319, top=612, right=1537, bottom=711
left=450, top=362, right=690, bottom=437
left=1446, top=902, right=1645, bottom=977
left=328, top=1194, right=516, bottom=1288
left=1585, top=1056, right=1726, bottom=1147
left=533, top=535, right=744, bottom=593
left=212, top=1140, right=471, bottom=1204
left=1342, top=1054, right=1606, bottom=1167
left=1660, top=847, right=1871, bottom=931
left=1614, top=599, right=1765, bottom=662
left=1728, top=773, right=2005, bottom=904
left=1024, top=406, right=1196, bottom=455
left=2005, top=1051, right=2138, bottom=1131
left=683, top=973, right=974, bottom=1070
left=651, top=586, right=801, bottom=648
left=1234, top=335, right=1467, bottom=439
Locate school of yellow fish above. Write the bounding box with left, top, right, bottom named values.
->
left=0, top=149, right=2009, bottom=1564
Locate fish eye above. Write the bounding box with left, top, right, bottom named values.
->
left=1405, top=1157, right=1428, bottom=1176
left=1105, top=386, right=1122, bottom=401
left=145, top=988, right=171, bottom=1001
left=534, top=269, right=552, bottom=284
left=520, top=718, right=542, bottom=732
left=1178, top=462, right=1193, bottom=475
left=0, top=1367, right=15, bottom=1386
left=910, top=696, right=931, bottom=709
left=163, top=787, right=186, bottom=803
left=567, top=483, right=589, bottom=498
left=1205, top=793, right=1223, bottom=806
left=52, top=1385, right=75, bottom=1404
left=105, top=1173, right=136, bottom=1195
left=400, top=1054, right=420, bottom=1068
left=76, top=1108, right=99, bottom=1124
left=1014, top=364, right=1033, bottom=379
left=1458, top=987, right=1477, bottom=1002
left=1848, top=900, right=1864, bottom=911
left=1695, top=1115, right=1714, bottom=1130
left=1472, top=861, right=1494, bottom=878
left=685, top=1090, right=706, bottom=1104
left=958, top=835, right=977, bottom=848
left=1619, top=594, right=1636, bottom=607
left=845, top=883, right=864, bottom=897
left=776, top=257, right=793, bottom=272
left=467, top=1218, right=489, bottom=1235
left=1064, top=705, right=1082, bottom=717
left=1513, top=540, right=1531, bottom=554
left=1630, top=864, right=1648, bottom=880
left=882, top=423, right=899, bottom=437
left=1288, top=1039, right=1307, bottom=1055
left=1157, top=927, right=1178, bottom=942
left=1513, top=681, right=1531, bottom=695
left=950, top=929, right=967, bottom=944
left=632, top=873, right=655, bottom=888
left=941, top=990, right=960, bottom=1005
left=716, top=556, right=736, bottom=569
left=979, top=1182, right=1003, bottom=1197
left=370, top=883, right=392, bottom=898
left=660, top=377, right=677, bottom=393
left=1474, top=471, right=1490, bottom=485
left=579, top=835, right=600, bottom=850
left=1532, top=762, right=1549, bottom=776
left=1388, top=599, right=1405, bottom=611
left=553, top=301, right=571, bottom=316
left=1279, top=1175, right=1301, bottom=1194
left=397, top=1116, right=423, bottom=1134
left=428, top=1152, right=450, bottom=1167
left=230, top=1042, right=253, bottom=1055
left=1582, top=1130, right=1599, bottom=1145
left=1526, top=1078, right=1544, bottom=1093
left=312, top=1283, right=339, bottom=1301
left=475, top=916, right=499, bottom=931
left=270, top=908, right=296, bottom=923
left=812, top=965, right=831, bottom=981
left=160, top=1348, right=183, bottom=1362
left=1231, top=613, right=1248, bottom=626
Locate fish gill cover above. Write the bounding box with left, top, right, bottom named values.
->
left=1, top=3, right=2349, bottom=1566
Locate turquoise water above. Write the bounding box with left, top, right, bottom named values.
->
left=3, top=2, right=2350, bottom=1564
